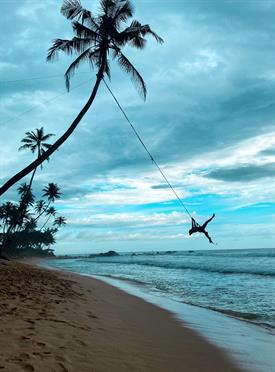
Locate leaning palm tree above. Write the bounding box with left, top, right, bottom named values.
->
left=0, top=0, right=163, bottom=196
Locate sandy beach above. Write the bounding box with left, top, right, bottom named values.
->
left=0, top=259, right=244, bottom=372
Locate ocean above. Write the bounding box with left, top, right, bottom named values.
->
left=44, top=248, right=275, bottom=330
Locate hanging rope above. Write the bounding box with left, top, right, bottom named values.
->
left=102, top=78, right=193, bottom=220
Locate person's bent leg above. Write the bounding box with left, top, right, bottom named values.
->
left=201, top=213, right=215, bottom=230
left=203, top=231, right=214, bottom=244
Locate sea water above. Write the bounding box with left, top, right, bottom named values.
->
left=43, top=248, right=275, bottom=371
left=45, top=248, right=275, bottom=330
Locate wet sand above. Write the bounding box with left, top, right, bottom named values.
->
left=0, top=259, right=244, bottom=371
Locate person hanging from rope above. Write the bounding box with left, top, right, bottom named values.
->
left=189, top=214, right=215, bottom=244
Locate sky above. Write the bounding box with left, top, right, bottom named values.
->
left=1, top=0, right=275, bottom=254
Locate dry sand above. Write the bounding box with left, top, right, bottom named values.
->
left=0, top=260, right=245, bottom=372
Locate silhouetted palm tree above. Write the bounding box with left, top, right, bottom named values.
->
left=2, top=128, right=55, bottom=247
left=54, top=216, right=67, bottom=228
left=16, top=128, right=54, bottom=221
left=0, top=0, right=163, bottom=196
left=42, top=183, right=62, bottom=203
left=19, top=127, right=54, bottom=171
left=19, top=127, right=54, bottom=196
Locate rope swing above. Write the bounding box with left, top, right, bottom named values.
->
left=102, top=77, right=192, bottom=219
left=103, top=78, right=216, bottom=245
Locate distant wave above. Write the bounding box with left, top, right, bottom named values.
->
left=81, top=258, right=275, bottom=277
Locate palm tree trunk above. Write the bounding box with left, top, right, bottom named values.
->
left=33, top=200, right=51, bottom=224
left=0, top=68, right=104, bottom=197
left=40, top=214, right=52, bottom=231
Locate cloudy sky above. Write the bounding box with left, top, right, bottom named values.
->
left=1, top=0, right=275, bottom=254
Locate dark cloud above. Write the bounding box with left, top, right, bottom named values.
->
left=261, top=148, right=275, bottom=156
left=207, top=164, right=275, bottom=182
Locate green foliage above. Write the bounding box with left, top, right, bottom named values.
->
left=47, top=0, right=163, bottom=99
left=0, top=181, right=66, bottom=258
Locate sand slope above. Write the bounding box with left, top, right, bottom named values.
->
left=0, top=260, right=244, bottom=371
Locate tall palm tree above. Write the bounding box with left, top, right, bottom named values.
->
left=19, top=127, right=55, bottom=189
left=0, top=0, right=163, bottom=196
left=2, top=128, right=55, bottom=248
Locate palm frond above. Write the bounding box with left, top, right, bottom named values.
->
left=18, top=144, right=31, bottom=152
left=61, top=0, right=92, bottom=22
left=20, top=138, right=33, bottom=144
left=72, top=21, right=99, bottom=41
left=140, top=24, right=164, bottom=44
left=129, top=35, right=146, bottom=49
left=42, top=143, right=53, bottom=150
left=85, top=17, right=100, bottom=33
left=100, top=0, right=116, bottom=16
left=41, top=133, right=55, bottom=141
left=113, top=0, right=133, bottom=24
left=47, top=39, right=75, bottom=61
left=116, top=50, right=146, bottom=99
left=119, top=20, right=163, bottom=45
left=47, top=37, right=93, bottom=61
left=64, top=47, right=96, bottom=90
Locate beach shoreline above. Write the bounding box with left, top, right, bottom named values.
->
left=0, top=259, right=246, bottom=372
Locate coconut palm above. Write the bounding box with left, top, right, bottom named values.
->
left=0, top=0, right=163, bottom=196
left=18, top=127, right=54, bottom=199
left=19, top=127, right=55, bottom=171
left=54, top=216, right=67, bottom=228
left=42, top=183, right=62, bottom=203
left=6, top=128, right=55, bottom=241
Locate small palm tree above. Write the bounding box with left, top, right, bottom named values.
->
left=54, top=216, right=67, bottom=228
left=42, top=183, right=62, bottom=203
left=0, top=0, right=163, bottom=196
left=19, top=127, right=55, bottom=172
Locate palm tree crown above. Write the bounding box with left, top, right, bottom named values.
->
left=19, top=127, right=55, bottom=159
left=47, top=0, right=163, bottom=99
left=54, top=216, right=67, bottom=227
left=42, top=183, right=62, bottom=203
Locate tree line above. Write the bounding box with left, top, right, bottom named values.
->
left=0, top=128, right=66, bottom=258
